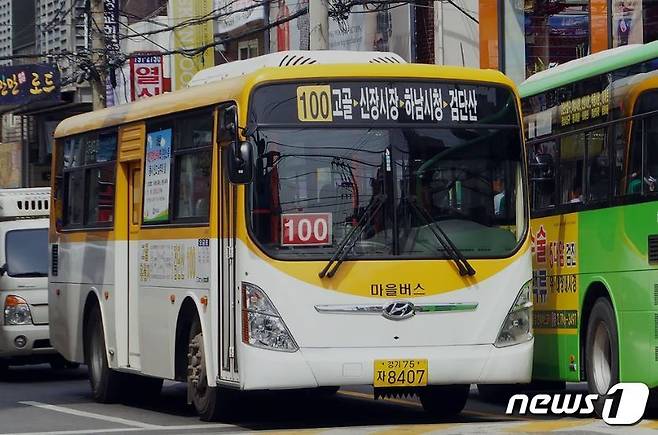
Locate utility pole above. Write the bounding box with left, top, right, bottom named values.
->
left=309, top=0, right=329, bottom=49
left=90, top=0, right=106, bottom=110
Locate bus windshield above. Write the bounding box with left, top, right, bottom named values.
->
left=5, top=228, right=48, bottom=277
left=250, top=126, right=525, bottom=259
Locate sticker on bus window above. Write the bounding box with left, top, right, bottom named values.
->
left=281, top=213, right=332, bottom=246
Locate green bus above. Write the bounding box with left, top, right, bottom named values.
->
left=518, top=40, right=658, bottom=397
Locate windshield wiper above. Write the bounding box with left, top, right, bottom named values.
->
left=318, top=194, right=386, bottom=279
left=9, top=272, right=47, bottom=277
left=407, top=197, right=476, bottom=276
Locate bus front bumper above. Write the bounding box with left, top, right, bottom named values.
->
left=238, top=339, right=533, bottom=390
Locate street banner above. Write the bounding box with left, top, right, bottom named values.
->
left=130, top=54, right=164, bottom=100
left=0, top=64, right=60, bottom=105
left=216, top=0, right=265, bottom=34
left=169, top=0, right=215, bottom=90
left=104, top=0, right=120, bottom=105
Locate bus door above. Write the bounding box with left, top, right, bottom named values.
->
left=116, top=123, right=145, bottom=370
left=218, top=105, right=239, bottom=383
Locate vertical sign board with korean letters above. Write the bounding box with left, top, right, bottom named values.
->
left=130, top=54, right=164, bottom=101
left=531, top=215, right=579, bottom=333
left=143, top=129, right=172, bottom=223
left=169, top=0, right=215, bottom=90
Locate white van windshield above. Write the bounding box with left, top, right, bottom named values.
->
left=5, top=228, right=48, bottom=277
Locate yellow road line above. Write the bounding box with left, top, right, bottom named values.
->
left=508, top=418, right=595, bottom=432
left=640, top=419, right=658, bottom=429
left=337, top=390, right=529, bottom=422
left=371, top=423, right=459, bottom=434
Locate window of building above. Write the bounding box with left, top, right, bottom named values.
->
left=62, top=130, right=117, bottom=228
left=612, top=0, right=658, bottom=47
left=238, top=39, right=259, bottom=60
left=143, top=109, right=213, bottom=225
left=523, top=0, right=590, bottom=78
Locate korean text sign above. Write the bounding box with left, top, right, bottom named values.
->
left=130, top=54, right=164, bottom=100
left=0, top=64, right=60, bottom=105
left=143, top=129, right=172, bottom=223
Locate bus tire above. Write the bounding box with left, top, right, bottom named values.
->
left=187, top=317, right=234, bottom=421
left=419, top=384, right=469, bottom=418
left=0, top=360, right=8, bottom=379
left=85, top=303, right=123, bottom=403
left=585, top=298, right=619, bottom=415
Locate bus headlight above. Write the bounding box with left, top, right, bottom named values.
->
left=241, top=282, right=298, bottom=352
left=495, top=280, right=533, bottom=348
left=4, top=295, right=33, bottom=326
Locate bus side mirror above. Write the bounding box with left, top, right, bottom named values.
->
left=226, top=140, right=254, bottom=184
left=219, top=104, right=253, bottom=184
left=529, top=153, right=554, bottom=182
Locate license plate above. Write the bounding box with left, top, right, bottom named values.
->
left=373, top=359, right=428, bottom=388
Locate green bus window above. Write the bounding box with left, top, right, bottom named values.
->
left=612, top=122, right=630, bottom=196
left=644, top=114, right=658, bottom=193
left=586, top=129, right=610, bottom=202
left=530, top=141, right=557, bottom=210
left=559, top=133, right=585, bottom=205
left=626, top=119, right=643, bottom=194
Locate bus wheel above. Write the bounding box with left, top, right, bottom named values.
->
left=419, top=384, right=469, bottom=418
left=187, top=318, right=234, bottom=421
left=85, top=304, right=122, bottom=403
left=585, top=298, right=619, bottom=413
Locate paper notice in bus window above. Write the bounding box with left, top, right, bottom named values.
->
left=281, top=213, right=332, bottom=246
left=143, top=128, right=172, bottom=223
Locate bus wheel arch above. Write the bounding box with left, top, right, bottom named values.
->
left=179, top=297, right=235, bottom=421
left=175, top=297, right=200, bottom=382
left=580, top=281, right=619, bottom=398
left=82, top=291, right=122, bottom=403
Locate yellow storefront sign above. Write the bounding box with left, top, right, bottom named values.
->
left=169, top=0, right=215, bottom=90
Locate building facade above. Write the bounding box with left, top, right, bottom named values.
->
left=481, top=0, right=658, bottom=83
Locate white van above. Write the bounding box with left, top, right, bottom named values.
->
left=0, top=188, right=67, bottom=372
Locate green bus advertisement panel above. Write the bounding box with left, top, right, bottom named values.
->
left=520, top=40, right=658, bottom=396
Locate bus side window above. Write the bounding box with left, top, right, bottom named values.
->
left=173, top=110, right=213, bottom=221
left=529, top=141, right=557, bottom=211
left=586, top=129, right=610, bottom=202
left=559, top=133, right=585, bottom=205
left=612, top=121, right=631, bottom=196
left=644, top=113, right=658, bottom=193
left=61, top=131, right=117, bottom=228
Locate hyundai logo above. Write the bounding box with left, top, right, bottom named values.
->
left=382, top=301, right=415, bottom=320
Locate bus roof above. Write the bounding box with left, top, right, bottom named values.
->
left=519, top=40, right=658, bottom=98
left=54, top=63, right=514, bottom=139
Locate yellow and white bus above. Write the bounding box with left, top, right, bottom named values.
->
left=49, top=51, right=533, bottom=420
